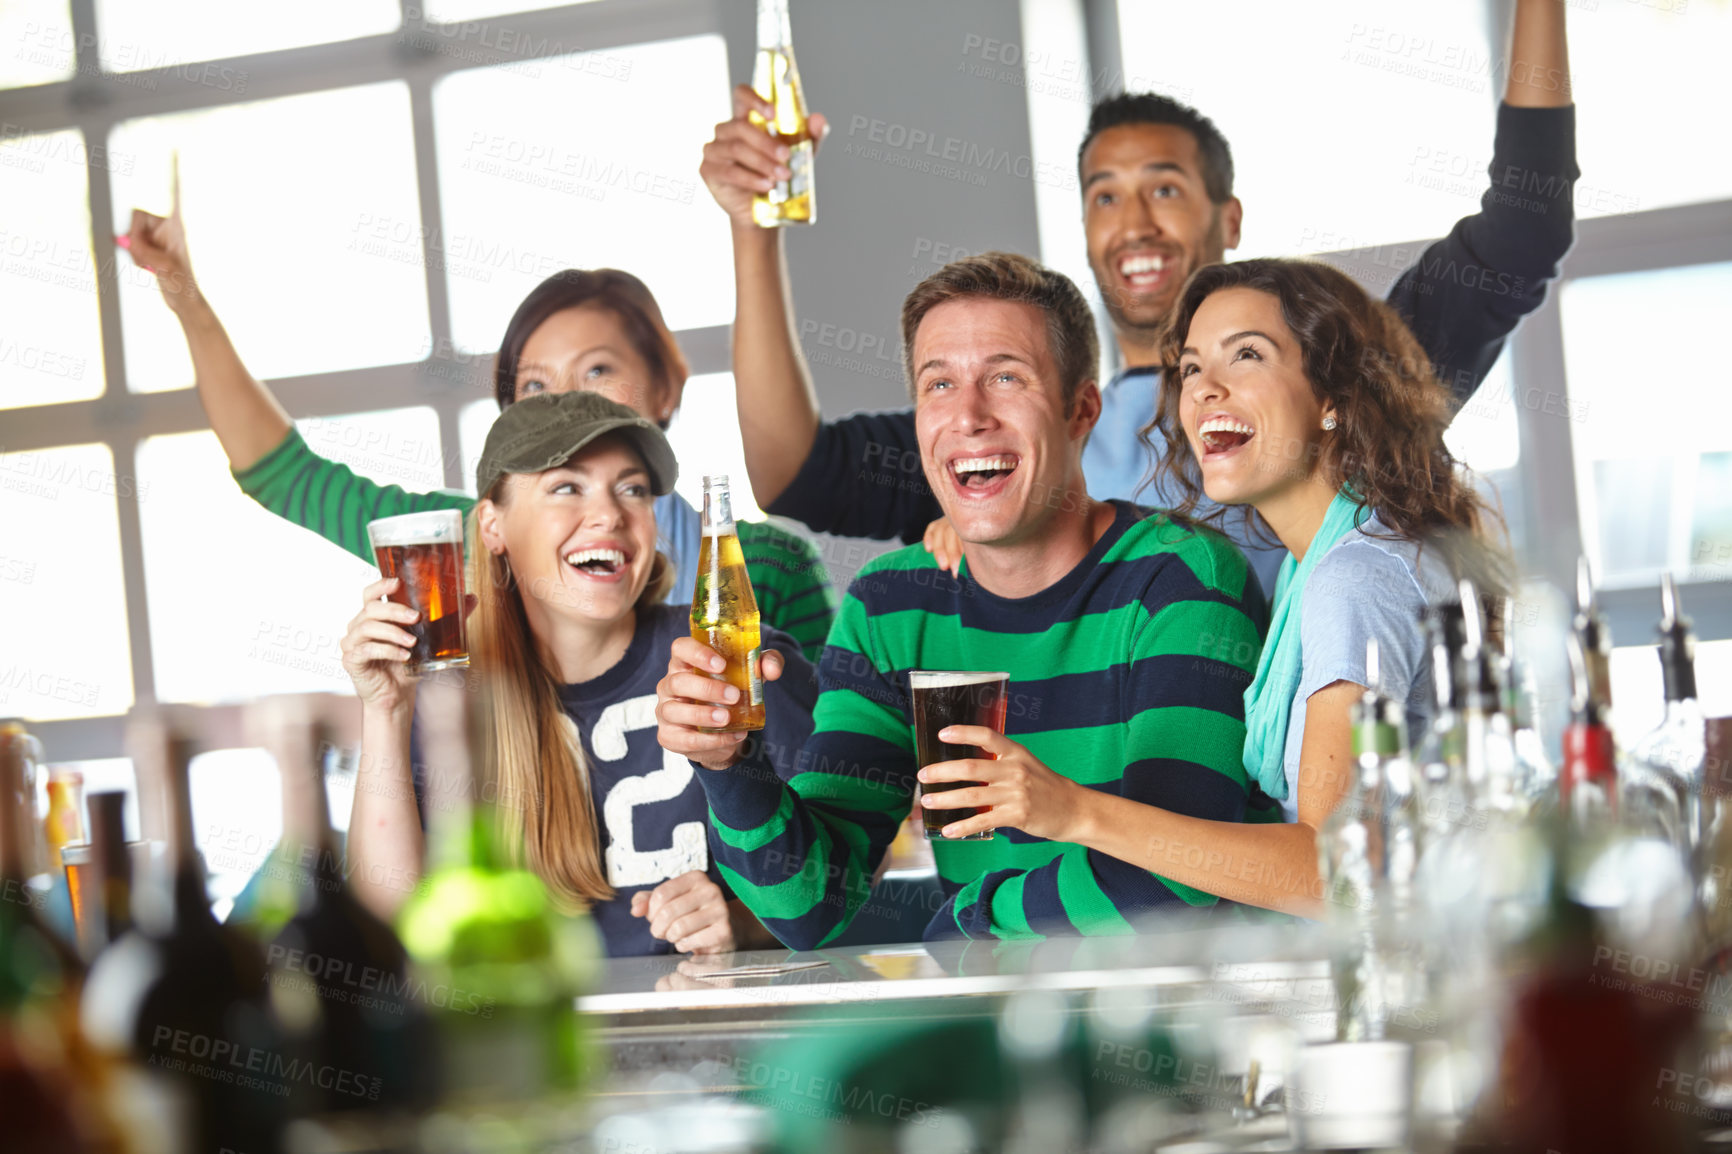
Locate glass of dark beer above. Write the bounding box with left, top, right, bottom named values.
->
left=910, top=670, right=1008, bottom=841
left=367, top=509, right=470, bottom=673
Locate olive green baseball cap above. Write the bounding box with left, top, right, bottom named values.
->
left=475, top=391, right=679, bottom=498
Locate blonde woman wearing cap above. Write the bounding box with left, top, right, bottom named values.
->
left=340, top=391, right=817, bottom=956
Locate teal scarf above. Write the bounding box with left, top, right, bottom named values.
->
left=1242, top=489, right=1366, bottom=801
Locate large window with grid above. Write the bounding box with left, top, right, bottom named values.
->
left=0, top=0, right=755, bottom=908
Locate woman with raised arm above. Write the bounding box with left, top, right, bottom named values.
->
left=338, top=391, right=815, bottom=955
left=905, top=259, right=1508, bottom=917
left=117, top=196, right=838, bottom=661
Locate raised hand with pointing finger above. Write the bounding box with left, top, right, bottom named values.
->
left=118, top=151, right=202, bottom=315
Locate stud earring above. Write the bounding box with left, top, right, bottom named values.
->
left=1322, top=415, right=1338, bottom=431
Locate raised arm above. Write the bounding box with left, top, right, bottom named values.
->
left=120, top=160, right=291, bottom=471
left=701, top=84, right=827, bottom=509
left=1386, top=0, right=1576, bottom=407
left=1505, top=0, right=1570, bottom=110
left=122, top=169, right=469, bottom=563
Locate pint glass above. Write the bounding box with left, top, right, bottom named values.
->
left=367, top=509, right=470, bottom=673
left=909, top=671, right=1008, bottom=841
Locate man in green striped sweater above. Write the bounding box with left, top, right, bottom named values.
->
left=655, top=253, right=1265, bottom=945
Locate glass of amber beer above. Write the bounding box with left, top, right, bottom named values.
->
left=910, top=671, right=1007, bottom=841
left=367, top=509, right=470, bottom=673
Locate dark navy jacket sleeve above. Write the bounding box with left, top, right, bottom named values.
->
left=763, top=408, right=941, bottom=544
left=1387, top=103, right=1579, bottom=408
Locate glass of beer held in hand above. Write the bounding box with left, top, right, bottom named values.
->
left=691, top=476, right=765, bottom=731
left=911, top=671, right=1008, bottom=840
left=367, top=509, right=471, bottom=674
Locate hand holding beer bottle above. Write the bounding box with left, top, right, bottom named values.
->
left=700, top=83, right=829, bottom=230
left=690, top=475, right=766, bottom=731
left=655, top=637, right=791, bottom=771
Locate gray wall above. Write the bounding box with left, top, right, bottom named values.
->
left=722, top=0, right=1043, bottom=419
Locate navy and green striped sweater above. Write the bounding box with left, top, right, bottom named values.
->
left=696, top=501, right=1266, bottom=946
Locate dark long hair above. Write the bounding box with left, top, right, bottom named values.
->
left=1148, top=258, right=1510, bottom=598
left=492, top=269, right=689, bottom=418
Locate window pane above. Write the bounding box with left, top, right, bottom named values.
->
left=137, top=408, right=443, bottom=703
left=1445, top=354, right=1520, bottom=475
left=1570, top=2, right=1732, bottom=218
left=1117, top=1, right=1493, bottom=257
left=108, top=83, right=430, bottom=394
left=190, top=748, right=279, bottom=918
left=1, top=1, right=75, bottom=89
left=433, top=34, right=731, bottom=350
left=458, top=397, right=497, bottom=497
left=423, top=0, right=597, bottom=22
left=0, top=444, right=134, bottom=720
left=1609, top=639, right=1732, bottom=750
left=95, top=0, right=398, bottom=73
left=665, top=372, right=763, bottom=520
left=1561, top=262, right=1732, bottom=585
left=0, top=129, right=108, bottom=409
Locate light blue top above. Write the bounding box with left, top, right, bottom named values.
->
left=653, top=491, right=701, bottom=606
left=1277, top=517, right=1459, bottom=821
left=1082, top=366, right=1288, bottom=598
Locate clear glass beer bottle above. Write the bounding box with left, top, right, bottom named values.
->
left=691, top=476, right=766, bottom=731
left=750, top=0, right=815, bottom=226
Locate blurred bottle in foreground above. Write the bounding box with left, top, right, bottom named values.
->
left=251, top=698, right=435, bottom=1126
left=80, top=717, right=287, bottom=1154
left=394, top=675, right=599, bottom=1109
left=1, top=722, right=113, bottom=1154
left=1319, top=638, right=1426, bottom=1042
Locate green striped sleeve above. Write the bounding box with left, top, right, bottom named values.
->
left=231, top=429, right=473, bottom=564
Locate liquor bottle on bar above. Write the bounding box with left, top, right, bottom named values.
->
left=1573, top=556, right=1615, bottom=717
left=8, top=726, right=141, bottom=1154
left=750, top=0, right=815, bottom=226
left=68, top=792, right=132, bottom=962
left=1498, top=596, right=1555, bottom=806
left=254, top=701, right=435, bottom=1122
left=394, top=676, right=597, bottom=1108
left=80, top=718, right=287, bottom=1154
left=1628, top=574, right=1705, bottom=855
left=1318, top=638, right=1404, bottom=1041
left=1457, top=578, right=1524, bottom=820
left=691, top=475, right=767, bottom=731
left=1414, top=600, right=1472, bottom=844
left=1560, top=633, right=1618, bottom=828
left=0, top=724, right=80, bottom=984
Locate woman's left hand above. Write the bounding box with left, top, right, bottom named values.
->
left=917, top=727, right=1089, bottom=843
left=631, top=870, right=735, bottom=955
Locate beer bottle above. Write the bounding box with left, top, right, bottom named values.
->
left=691, top=475, right=767, bottom=731
left=750, top=0, right=815, bottom=226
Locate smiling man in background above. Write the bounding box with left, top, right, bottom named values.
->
left=655, top=253, right=1265, bottom=945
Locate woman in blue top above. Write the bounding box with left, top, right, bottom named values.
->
left=337, top=391, right=816, bottom=955
left=1001, top=259, right=1507, bottom=917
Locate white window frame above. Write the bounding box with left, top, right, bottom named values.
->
left=2, top=0, right=736, bottom=761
